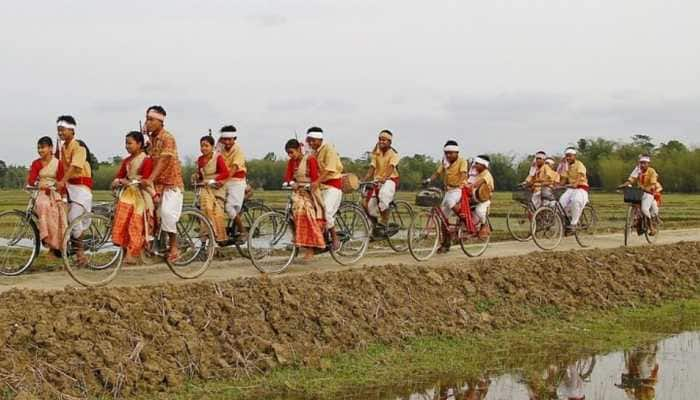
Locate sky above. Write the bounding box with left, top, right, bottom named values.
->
left=1, top=0, right=699, bottom=165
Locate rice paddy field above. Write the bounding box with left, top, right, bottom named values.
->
left=2, top=188, right=700, bottom=237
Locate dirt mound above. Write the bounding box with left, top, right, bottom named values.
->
left=1, top=242, right=699, bottom=399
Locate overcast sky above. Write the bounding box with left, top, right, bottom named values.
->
left=1, top=0, right=699, bottom=165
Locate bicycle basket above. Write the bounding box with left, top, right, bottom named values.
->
left=623, top=187, right=643, bottom=204
left=415, top=188, right=443, bottom=207
left=512, top=189, right=532, bottom=204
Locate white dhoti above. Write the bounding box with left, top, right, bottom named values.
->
left=559, top=188, right=589, bottom=226
left=441, top=188, right=462, bottom=219
left=225, top=180, right=246, bottom=219
left=532, top=191, right=543, bottom=209
left=322, top=187, right=343, bottom=228
left=67, top=184, right=92, bottom=238
left=160, top=188, right=183, bottom=234
left=471, top=200, right=490, bottom=225
left=641, top=192, right=659, bottom=219
left=367, top=180, right=396, bottom=218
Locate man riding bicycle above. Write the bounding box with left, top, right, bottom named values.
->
left=557, top=147, right=589, bottom=234
left=618, top=154, right=662, bottom=236
left=523, top=150, right=560, bottom=209
left=466, top=155, right=494, bottom=239
left=425, top=140, right=469, bottom=253
left=362, top=129, right=399, bottom=234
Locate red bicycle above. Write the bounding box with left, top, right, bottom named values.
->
left=408, top=187, right=491, bottom=261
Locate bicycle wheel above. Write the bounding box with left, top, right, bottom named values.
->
left=459, top=216, right=490, bottom=257
left=0, top=211, right=40, bottom=276
left=386, top=200, right=414, bottom=253
left=247, top=211, right=297, bottom=273
left=644, top=216, right=659, bottom=244
left=408, top=209, right=441, bottom=262
left=506, top=203, right=532, bottom=242
left=165, top=208, right=216, bottom=279
left=235, top=202, right=273, bottom=259
left=574, top=205, right=597, bottom=248
left=531, top=207, right=563, bottom=251
left=62, top=213, right=123, bottom=287
left=330, top=203, right=371, bottom=265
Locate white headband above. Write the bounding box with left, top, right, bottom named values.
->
left=443, top=145, right=459, bottom=152
left=57, top=121, right=76, bottom=130
left=545, top=158, right=555, bottom=165
left=535, top=151, right=546, bottom=158
left=220, top=131, right=236, bottom=139
left=564, top=148, right=577, bottom=155
left=306, top=131, right=324, bottom=139
left=147, top=110, right=165, bottom=122
left=474, top=156, right=490, bottom=168
left=639, top=156, right=651, bottom=163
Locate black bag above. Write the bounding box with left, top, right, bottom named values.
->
left=415, top=188, right=443, bottom=207
left=624, top=187, right=643, bottom=204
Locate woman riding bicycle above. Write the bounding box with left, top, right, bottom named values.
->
left=618, top=154, right=662, bottom=236
left=26, top=136, right=67, bottom=256
left=282, top=139, right=326, bottom=261
left=110, top=131, right=155, bottom=265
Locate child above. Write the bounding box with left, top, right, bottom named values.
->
left=111, top=131, right=155, bottom=264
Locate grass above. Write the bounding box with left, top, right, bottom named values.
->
left=155, top=296, right=700, bottom=400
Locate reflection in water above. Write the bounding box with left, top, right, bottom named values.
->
left=400, top=331, right=699, bottom=400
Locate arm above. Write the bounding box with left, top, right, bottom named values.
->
left=26, top=160, right=41, bottom=187
left=363, top=166, right=375, bottom=182
left=215, top=156, right=230, bottom=184
left=283, top=159, right=295, bottom=183
left=111, top=160, right=129, bottom=189
left=308, top=157, right=320, bottom=182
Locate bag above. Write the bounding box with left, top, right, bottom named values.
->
left=341, top=173, right=360, bottom=194
left=553, top=187, right=567, bottom=200
left=416, top=188, right=443, bottom=207
left=624, top=187, right=643, bottom=204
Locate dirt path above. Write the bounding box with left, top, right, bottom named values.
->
left=2, top=228, right=699, bottom=293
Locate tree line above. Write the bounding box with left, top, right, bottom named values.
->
left=1, top=135, right=698, bottom=192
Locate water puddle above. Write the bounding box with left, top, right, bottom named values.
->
left=399, top=331, right=699, bottom=400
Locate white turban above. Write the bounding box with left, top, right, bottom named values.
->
left=306, top=131, right=324, bottom=139
left=564, top=148, right=577, bottom=155
left=473, top=156, right=490, bottom=168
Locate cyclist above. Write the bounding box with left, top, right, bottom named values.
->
left=218, top=125, right=248, bottom=242
left=282, top=139, right=326, bottom=260
left=55, top=115, right=93, bottom=266
left=557, top=147, right=589, bottom=233
left=196, top=134, right=230, bottom=242
left=111, top=131, right=155, bottom=264
left=425, top=140, right=469, bottom=252
left=523, top=151, right=559, bottom=209
left=618, top=154, right=662, bottom=235
left=26, top=136, right=67, bottom=256
left=362, top=129, right=400, bottom=233
left=141, top=105, right=184, bottom=262
left=306, top=127, right=344, bottom=250
left=466, top=155, right=494, bottom=238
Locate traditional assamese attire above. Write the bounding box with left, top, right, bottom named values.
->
left=367, top=146, right=400, bottom=218
left=558, top=152, right=589, bottom=226
left=60, top=138, right=93, bottom=238
left=111, top=153, right=155, bottom=257
left=469, top=166, right=494, bottom=226
left=284, top=155, right=326, bottom=248
left=27, top=158, right=67, bottom=250
left=526, top=163, right=560, bottom=208
left=197, top=153, right=230, bottom=241
left=436, top=156, right=469, bottom=218
left=628, top=164, right=662, bottom=219
left=148, top=129, right=184, bottom=234
left=314, top=141, right=344, bottom=228
left=219, top=141, right=247, bottom=220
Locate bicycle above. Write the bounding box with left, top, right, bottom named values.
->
left=530, top=187, right=597, bottom=250
left=621, top=187, right=659, bottom=246
left=61, top=181, right=216, bottom=286
left=191, top=181, right=272, bottom=258
left=343, top=181, right=414, bottom=252
left=247, top=185, right=371, bottom=273
left=506, top=186, right=537, bottom=242
left=408, top=186, right=491, bottom=261
left=0, top=186, right=51, bottom=276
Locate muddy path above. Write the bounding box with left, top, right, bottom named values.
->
left=1, top=228, right=699, bottom=293
left=1, top=240, right=699, bottom=399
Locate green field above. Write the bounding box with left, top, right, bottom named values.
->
left=2, top=189, right=700, bottom=236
